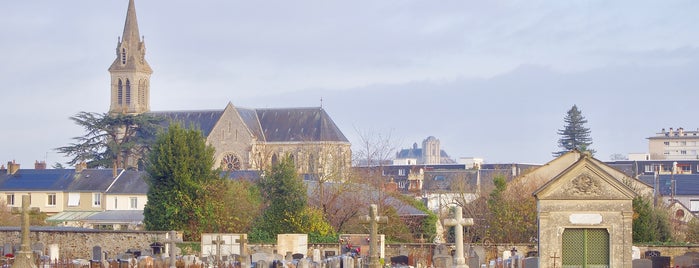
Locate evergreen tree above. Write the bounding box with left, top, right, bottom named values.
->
left=56, top=111, right=162, bottom=170
left=632, top=196, right=673, bottom=243
left=553, top=105, right=595, bottom=157
left=143, top=124, right=219, bottom=240
left=251, top=155, right=334, bottom=243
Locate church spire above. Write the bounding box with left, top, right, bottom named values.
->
left=109, top=0, right=152, bottom=115
left=121, top=0, right=141, bottom=49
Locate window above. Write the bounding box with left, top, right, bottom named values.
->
left=114, top=197, right=118, bottom=209
left=691, top=200, right=699, bottom=212
left=6, top=194, right=14, bottom=206
left=130, top=197, right=138, bottom=209
left=664, top=141, right=670, bottom=146
left=644, top=165, right=655, bottom=173
left=681, top=150, right=687, bottom=155
left=121, top=48, right=126, bottom=64
left=93, top=193, right=101, bottom=207
left=117, top=79, right=123, bottom=105
left=47, top=193, right=56, bottom=206
left=68, top=193, right=80, bottom=207
left=679, top=164, right=691, bottom=173
left=221, top=154, right=241, bottom=171
left=125, top=79, right=131, bottom=105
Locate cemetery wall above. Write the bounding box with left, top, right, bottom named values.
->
left=636, top=245, right=699, bottom=259
left=0, top=229, right=168, bottom=259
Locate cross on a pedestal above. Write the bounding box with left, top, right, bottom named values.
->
left=162, top=231, right=182, bottom=268
left=235, top=236, right=249, bottom=268
left=12, top=195, right=36, bottom=268
left=211, top=235, right=226, bottom=264
left=361, top=204, right=387, bottom=268
left=443, top=206, right=474, bottom=268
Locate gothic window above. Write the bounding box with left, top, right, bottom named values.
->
left=139, top=79, right=147, bottom=107
left=117, top=79, right=123, bottom=105
left=121, top=48, right=127, bottom=64
left=221, top=153, right=241, bottom=171
left=271, top=154, right=279, bottom=166
left=125, top=79, right=131, bottom=105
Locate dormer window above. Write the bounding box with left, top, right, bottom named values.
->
left=121, top=48, right=127, bottom=64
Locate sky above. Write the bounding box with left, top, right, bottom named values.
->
left=1, top=0, right=699, bottom=168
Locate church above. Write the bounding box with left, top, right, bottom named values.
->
left=109, top=0, right=351, bottom=176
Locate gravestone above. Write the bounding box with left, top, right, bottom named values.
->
left=93, top=246, right=103, bottom=261
left=297, top=258, right=310, bottom=268
left=342, top=255, right=354, bottom=268
left=632, top=258, right=652, bottom=268
left=672, top=252, right=699, bottom=267
left=48, top=244, right=59, bottom=261
left=251, top=252, right=275, bottom=266
left=255, top=259, right=268, bottom=268
left=468, top=246, right=480, bottom=268
left=432, top=244, right=452, bottom=268
left=632, top=246, right=641, bottom=260
left=443, top=206, right=474, bottom=268
left=3, top=243, right=12, bottom=256
left=522, top=257, right=538, bottom=268
left=390, top=255, right=408, bottom=265
left=277, top=234, right=308, bottom=257
left=360, top=204, right=387, bottom=268
left=312, top=249, right=321, bottom=263
left=650, top=256, right=670, bottom=268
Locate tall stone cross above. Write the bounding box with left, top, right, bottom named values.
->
left=361, top=204, right=387, bottom=268
left=443, top=206, right=474, bottom=268
left=211, top=235, right=225, bottom=263
left=12, top=195, right=36, bottom=268
left=162, top=231, right=182, bottom=268
left=235, top=236, right=249, bottom=268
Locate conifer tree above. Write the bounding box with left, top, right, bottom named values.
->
left=553, top=105, right=595, bottom=157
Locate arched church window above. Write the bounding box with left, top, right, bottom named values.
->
left=138, top=79, right=147, bottom=107
left=125, top=79, right=131, bottom=105
left=221, top=154, right=242, bottom=171
left=121, top=48, right=127, bottom=64
left=117, top=79, right=123, bottom=105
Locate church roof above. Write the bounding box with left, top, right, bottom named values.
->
left=151, top=110, right=224, bottom=137
left=256, top=107, right=348, bottom=142
left=151, top=106, right=349, bottom=143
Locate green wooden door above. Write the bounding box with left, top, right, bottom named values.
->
left=562, top=228, right=609, bottom=268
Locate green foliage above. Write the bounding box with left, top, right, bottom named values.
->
left=254, top=155, right=335, bottom=242
left=143, top=124, right=219, bottom=241
left=203, top=179, right=262, bottom=234
left=685, top=218, right=699, bottom=243
left=393, top=193, right=438, bottom=241
left=485, top=175, right=537, bottom=243
left=632, top=196, right=673, bottom=243
left=553, top=105, right=595, bottom=157
left=56, top=111, right=162, bottom=169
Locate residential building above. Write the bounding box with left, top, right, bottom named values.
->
left=648, top=127, right=699, bottom=160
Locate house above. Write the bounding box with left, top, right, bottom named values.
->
left=0, top=161, right=147, bottom=230
left=648, top=127, right=699, bottom=160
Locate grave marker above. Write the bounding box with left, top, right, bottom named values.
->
left=443, top=206, right=474, bottom=268
left=11, top=195, right=36, bottom=268
left=360, top=204, right=387, bottom=268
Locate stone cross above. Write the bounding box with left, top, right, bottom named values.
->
left=212, top=235, right=226, bottom=263
left=443, top=206, right=473, bottom=268
left=235, top=236, right=249, bottom=268
left=162, top=231, right=182, bottom=268
left=12, top=195, right=36, bottom=268
left=361, top=204, right=387, bottom=268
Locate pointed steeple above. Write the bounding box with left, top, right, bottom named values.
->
left=109, top=0, right=152, bottom=115
left=121, top=0, right=141, bottom=49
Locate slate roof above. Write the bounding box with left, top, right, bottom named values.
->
left=639, top=174, right=699, bottom=196
left=107, top=170, right=148, bottom=194
left=257, top=108, right=348, bottom=142
left=68, top=169, right=121, bottom=192
left=150, top=110, right=224, bottom=137
left=0, top=169, right=75, bottom=191
left=151, top=106, right=348, bottom=143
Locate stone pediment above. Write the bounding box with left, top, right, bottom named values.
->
left=534, top=156, right=636, bottom=200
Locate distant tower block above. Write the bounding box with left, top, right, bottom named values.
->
left=422, top=136, right=441, bottom=165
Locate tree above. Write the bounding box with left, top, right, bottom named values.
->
left=632, top=196, right=672, bottom=243
left=553, top=105, right=595, bottom=157
left=485, top=175, right=538, bottom=244
left=56, top=111, right=162, bottom=170
left=143, top=124, right=219, bottom=241
left=252, top=155, right=334, bottom=243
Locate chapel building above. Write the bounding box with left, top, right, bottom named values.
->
left=109, top=0, right=351, bottom=177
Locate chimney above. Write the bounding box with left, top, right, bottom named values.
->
left=35, top=160, right=47, bottom=170
left=7, top=161, right=20, bottom=175
left=75, top=162, right=87, bottom=173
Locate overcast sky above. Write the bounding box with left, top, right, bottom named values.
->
left=2, top=0, right=699, bottom=167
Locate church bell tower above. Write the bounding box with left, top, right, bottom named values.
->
left=108, top=0, right=152, bottom=115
